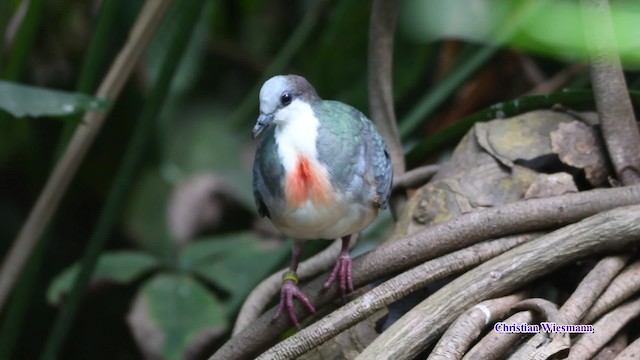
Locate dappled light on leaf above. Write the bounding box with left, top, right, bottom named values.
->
left=0, top=80, right=108, bottom=118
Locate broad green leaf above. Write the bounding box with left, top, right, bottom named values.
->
left=182, top=232, right=289, bottom=313
left=0, top=80, right=109, bottom=118
left=47, top=251, right=159, bottom=305
left=128, top=273, right=226, bottom=360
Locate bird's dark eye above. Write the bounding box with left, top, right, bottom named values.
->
left=280, top=92, right=292, bottom=106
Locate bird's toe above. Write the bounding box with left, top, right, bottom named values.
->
left=272, top=278, right=315, bottom=328
left=324, top=253, right=354, bottom=299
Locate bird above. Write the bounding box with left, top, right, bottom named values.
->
left=252, top=74, right=392, bottom=327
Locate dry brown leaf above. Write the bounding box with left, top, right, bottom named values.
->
left=550, top=121, right=611, bottom=187
left=524, top=172, right=578, bottom=199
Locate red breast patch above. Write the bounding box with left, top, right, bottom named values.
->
left=285, top=155, right=333, bottom=206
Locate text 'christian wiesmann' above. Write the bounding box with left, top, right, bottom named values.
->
left=494, top=322, right=594, bottom=334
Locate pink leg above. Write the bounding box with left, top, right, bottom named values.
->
left=272, top=240, right=315, bottom=328
left=324, top=235, right=354, bottom=299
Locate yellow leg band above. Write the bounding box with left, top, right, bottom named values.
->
left=282, top=270, right=299, bottom=284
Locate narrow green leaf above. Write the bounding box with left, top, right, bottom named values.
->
left=129, top=273, right=226, bottom=360
left=47, top=251, right=159, bottom=305
left=0, top=80, right=109, bottom=118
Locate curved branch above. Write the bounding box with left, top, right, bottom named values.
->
left=593, top=332, right=627, bottom=359
left=512, top=256, right=629, bottom=359
left=560, top=255, right=629, bottom=323
left=568, top=296, right=640, bottom=359
left=356, top=204, right=640, bottom=360
left=210, top=185, right=640, bottom=360
left=512, top=299, right=563, bottom=324
left=583, top=260, right=640, bottom=324
left=615, top=336, right=640, bottom=359
left=368, top=0, right=403, bottom=176
left=256, top=234, right=537, bottom=360
left=463, top=311, right=534, bottom=360
left=509, top=255, right=629, bottom=358
left=367, top=0, right=406, bottom=217
left=428, top=293, right=527, bottom=360
left=582, top=0, right=640, bottom=185
left=508, top=299, right=570, bottom=360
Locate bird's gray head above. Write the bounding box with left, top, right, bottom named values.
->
left=252, top=75, right=320, bottom=138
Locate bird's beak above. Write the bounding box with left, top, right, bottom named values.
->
left=252, top=113, right=274, bottom=138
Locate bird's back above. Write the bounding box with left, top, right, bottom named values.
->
left=315, top=100, right=392, bottom=209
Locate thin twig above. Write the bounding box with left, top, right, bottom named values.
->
left=0, top=0, right=174, bottom=313
left=3, top=0, right=28, bottom=50
left=209, top=185, right=640, bottom=360
left=356, top=205, right=640, bottom=360
left=393, top=164, right=440, bottom=189
left=524, top=63, right=588, bottom=96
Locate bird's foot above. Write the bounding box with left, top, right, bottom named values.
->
left=324, top=252, right=354, bottom=299
left=272, top=270, right=315, bottom=328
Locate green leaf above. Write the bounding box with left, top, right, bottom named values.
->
left=128, top=273, right=226, bottom=360
left=123, top=168, right=174, bottom=259
left=47, top=251, right=159, bottom=305
left=181, top=232, right=290, bottom=314
left=179, top=232, right=258, bottom=269
left=162, top=106, right=255, bottom=209
left=0, top=80, right=109, bottom=118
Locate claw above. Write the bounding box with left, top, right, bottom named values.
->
left=272, top=271, right=315, bottom=328
left=324, top=252, right=354, bottom=299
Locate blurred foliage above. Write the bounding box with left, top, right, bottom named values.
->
left=48, top=232, right=285, bottom=359
left=401, top=0, right=640, bottom=67
left=1, top=0, right=640, bottom=359
left=0, top=80, right=108, bottom=118
left=47, top=251, right=160, bottom=305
